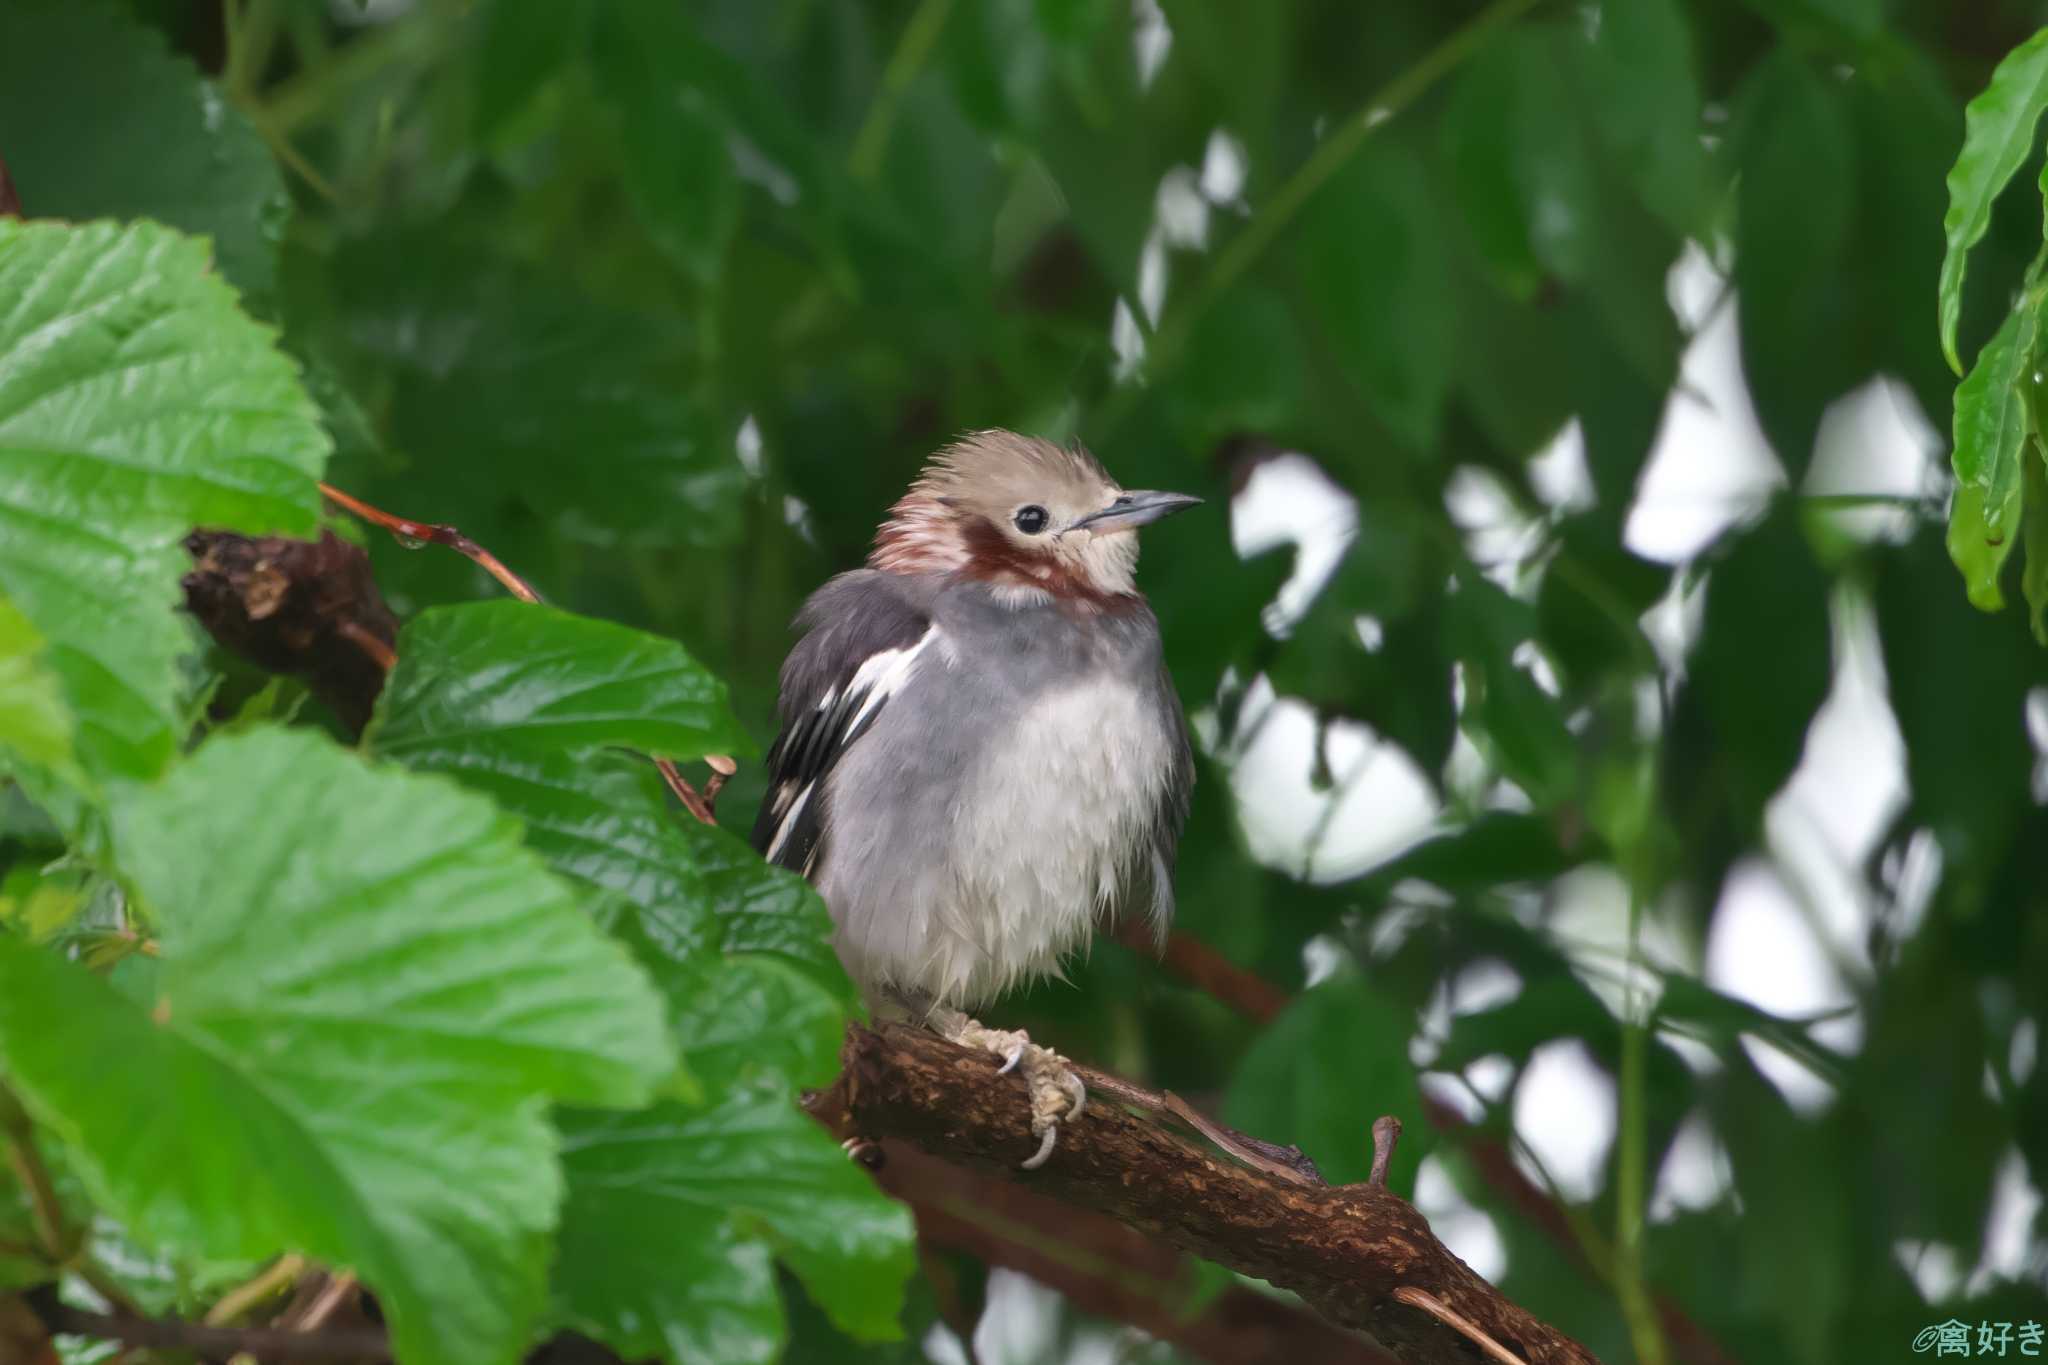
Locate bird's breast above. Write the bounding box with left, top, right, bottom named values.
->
left=932, top=672, right=1175, bottom=994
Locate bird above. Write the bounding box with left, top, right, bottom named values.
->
left=751, top=430, right=1200, bottom=1168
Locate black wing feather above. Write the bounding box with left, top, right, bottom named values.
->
left=750, top=572, right=933, bottom=876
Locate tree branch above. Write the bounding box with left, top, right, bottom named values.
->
left=821, top=1022, right=1601, bottom=1365
left=27, top=1287, right=389, bottom=1363
left=1115, top=922, right=1740, bottom=1365
left=872, top=1139, right=1399, bottom=1365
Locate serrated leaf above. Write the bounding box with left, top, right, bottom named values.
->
left=555, top=1084, right=917, bottom=1364
left=365, top=601, right=849, bottom=996
left=1940, top=27, right=2048, bottom=375
left=0, top=727, right=675, bottom=1365
left=0, top=596, right=79, bottom=787
left=0, top=220, right=325, bottom=785
left=369, top=601, right=749, bottom=764
left=0, top=0, right=288, bottom=296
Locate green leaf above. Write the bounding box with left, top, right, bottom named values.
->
left=0, top=596, right=80, bottom=788
left=1737, top=0, right=1883, bottom=44
left=660, top=951, right=847, bottom=1094
left=1446, top=577, right=1577, bottom=809
left=1583, top=0, right=1712, bottom=237
left=1939, top=26, right=2048, bottom=375
left=0, top=727, right=675, bottom=1365
left=1733, top=49, right=1854, bottom=480
left=0, top=220, right=326, bottom=785
left=1224, top=973, right=1433, bottom=1191
left=1949, top=479, right=2022, bottom=612
left=290, top=231, right=745, bottom=552
left=555, top=1084, right=917, bottom=1364
left=475, top=0, right=590, bottom=141
left=1290, top=144, right=1455, bottom=454
left=366, top=599, right=850, bottom=1007
left=368, top=601, right=750, bottom=765
left=0, top=0, right=288, bottom=297
left=589, top=0, right=741, bottom=284
left=1676, top=507, right=1831, bottom=825
left=2024, top=443, right=2048, bottom=642
left=1947, top=302, right=2039, bottom=609
left=1443, top=29, right=1599, bottom=299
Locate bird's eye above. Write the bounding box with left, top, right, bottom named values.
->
left=1013, top=505, right=1050, bottom=535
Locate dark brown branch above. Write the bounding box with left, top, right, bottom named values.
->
left=183, top=529, right=398, bottom=732
left=28, top=1287, right=389, bottom=1362
left=824, top=1022, right=1601, bottom=1365
left=871, top=1139, right=1398, bottom=1365
left=1127, top=926, right=1739, bottom=1365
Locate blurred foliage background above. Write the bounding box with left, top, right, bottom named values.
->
left=4, top=0, right=2048, bottom=1360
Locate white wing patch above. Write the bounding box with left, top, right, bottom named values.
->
left=760, top=624, right=941, bottom=868
left=846, top=625, right=939, bottom=729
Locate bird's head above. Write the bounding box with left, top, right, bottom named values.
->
left=869, top=430, right=1200, bottom=608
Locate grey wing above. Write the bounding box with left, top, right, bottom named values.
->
left=750, top=571, right=936, bottom=878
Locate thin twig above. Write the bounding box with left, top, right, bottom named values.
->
left=1370, top=1116, right=1403, bottom=1189
left=316, top=483, right=725, bottom=825
left=654, top=757, right=717, bottom=825
left=205, top=1254, right=306, bottom=1327
left=30, top=1291, right=388, bottom=1363
left=1391, top=1287, right=1527, bottom=1365
left=317, top=483, right=543, bottom=604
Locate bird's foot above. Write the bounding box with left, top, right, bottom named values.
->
left=932, top=1012, right=1086, bottom=1170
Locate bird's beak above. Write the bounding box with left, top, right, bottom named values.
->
left=1070, top=490, right=1203, bottom=533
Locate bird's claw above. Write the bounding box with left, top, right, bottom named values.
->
left=938, top=1016, right=1087, bottom=1169
left=1021, top=1123, right=1059, bottom=1170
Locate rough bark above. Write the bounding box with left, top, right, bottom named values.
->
left=873, top=1139, right=1397, bottom=1365
left=823, top=1022, right=1601, bottom=1365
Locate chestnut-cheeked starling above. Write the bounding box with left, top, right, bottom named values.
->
left=752, top=430, right=1199, bottom=1166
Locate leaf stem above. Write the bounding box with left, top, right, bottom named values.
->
left=1106, top=0, right=1542, bottom=428
left=848, top=0, right=956, bottom=182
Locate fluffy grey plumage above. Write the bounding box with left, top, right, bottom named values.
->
left=751, top=431, right=1196, bottom=1014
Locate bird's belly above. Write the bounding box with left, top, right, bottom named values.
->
left=923, top=677, right=1174, bottom=1006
